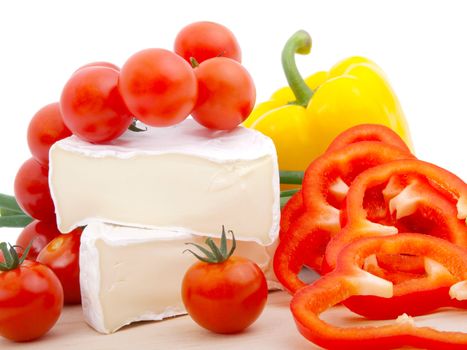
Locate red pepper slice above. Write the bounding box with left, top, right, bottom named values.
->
left=326, top=159, right=467, bottom=271
left=274, top=142, right=414, bottom=293
left=322, top=159, right=467, bottom=319
left=326, top=123, right=411, bottom=154
left=280, top=124, right=411, bottom=241
left=279, top=190, right=304, bottom=239
left=291, top=234, right=467, bottom=350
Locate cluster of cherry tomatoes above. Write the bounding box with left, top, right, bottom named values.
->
left=3, top=21, right=255, bottom=343
left=4, top=104, right=82, bottom=341
left=61, top=21, right=255, bottom=143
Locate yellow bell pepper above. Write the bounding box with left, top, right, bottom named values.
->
left=244, top=30, right=412, bottom=178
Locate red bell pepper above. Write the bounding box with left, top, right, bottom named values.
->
left=274, top=141, right=414, bottom=293
left=291, top=234, right=467, bottom=350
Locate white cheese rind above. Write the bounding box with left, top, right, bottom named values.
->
left=80, top=222, right=279, bottom=334
left=50, top=119, right=280, bottom=245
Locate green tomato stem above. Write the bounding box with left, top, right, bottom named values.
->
left=190, top=57, right=200, bottom=68
left=184, top=226, right=236, bottom=264
left=0, top=241, right=32, bottom=271
left=128, top=119, right=147, bottom=133
left=282, top=30, right=314, bottom=106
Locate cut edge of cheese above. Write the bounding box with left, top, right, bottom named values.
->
left=80, top=222, right=280, bottom=334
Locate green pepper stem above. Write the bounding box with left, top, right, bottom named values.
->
left=280, top=196, right=292, bottom=209
left=281, top=30, right=313, bottom=106
left=280, top=189, right=300, bottom=197
left=280, top=170, right=304, bottom=184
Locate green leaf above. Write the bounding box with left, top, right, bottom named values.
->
left=0, top=193, right=24, bottom=214
left=0, top=207, right=23, bottom=216
left=0, top=215, right=33, bottom=227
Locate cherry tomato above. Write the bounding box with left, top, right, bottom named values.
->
left=192, top=57, right=256, bottom=130
left=75, top=61, right=120, bottom=72
left=119, top=48, right=197, bottom=127
left=16, top=219, right=61, bottom=260
left=37, top=227, right=82, bottom=304
left=174, top=21, right=241, bottom=64
left=60, top=66, right=133, bottom=143
left=14, top=158, right=54, bottom=220
left=0, top=260, right=63, bottom=342
left=27, top=103, right=72, bottom=165
left=182, top=256, right=268, bottom=334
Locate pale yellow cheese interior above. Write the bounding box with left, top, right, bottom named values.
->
left=51, top=148, right=276, bottom=244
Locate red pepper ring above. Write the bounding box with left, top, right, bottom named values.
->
left=291, top=234, right=467, bottom=350
left=279, top=190, right=304, bottom=239
left=280, top=124, right=413, bottom=241
left=325, top=123, right=411, bottom=154
left=325, top=159, right=467, bottom=272
left=275, top=215, right=332, bottom=292
left=346, top=159, right=467, bottom=226
left=301, top=141, right=414, bottom=214
left=275, top=142, right=414, bottom=292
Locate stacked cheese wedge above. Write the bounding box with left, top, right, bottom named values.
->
left=48, top=119, right=281, bottom=334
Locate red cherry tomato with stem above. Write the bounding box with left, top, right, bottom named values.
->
left=175, top=21, right=241, bottom=64
left=14, top=158, right=54, bottom=220
left=37, top=227, right=82, bottom=304
left=182, top=228, right=267, bottom=334
left=0, top=243, right=63, bottom=342
left=192, top=57, right=256, bottom=130
left=27, top=103, right=72, bottom=165
left=16, top=219, right=61, bottom=260
left=60, top=66, right=133, bottom=143
left=119, top=48, right=197, bottom=127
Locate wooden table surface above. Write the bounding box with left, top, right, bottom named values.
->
left=1, top=291, right=465, bottom=350
left=0, top=291, right=314, bottom=350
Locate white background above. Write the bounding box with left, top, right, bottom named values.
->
left=1, top=0, right=466, bottom=244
